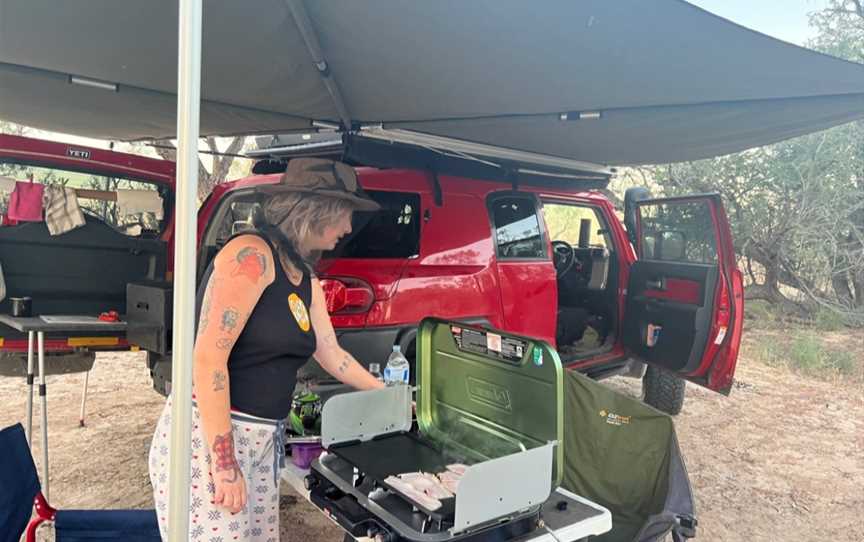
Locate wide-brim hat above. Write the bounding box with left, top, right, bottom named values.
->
left=257, top=158, right=381, bottom=211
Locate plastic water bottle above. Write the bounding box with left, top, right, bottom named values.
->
left=383, top=345, right=410, bottom=386
left=368, top=363, right=383, bottom=383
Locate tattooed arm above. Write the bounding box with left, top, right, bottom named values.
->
left=309, top=278, right=386, bottom=390
left=193, top=234, right=275, bottom=513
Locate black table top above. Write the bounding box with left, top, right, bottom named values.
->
left=0, top=314, right=128, bottom=333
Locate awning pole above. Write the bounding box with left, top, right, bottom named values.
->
left=167, top=0, right=202, bottom=539
left=286, top=0, right=353, bottom=129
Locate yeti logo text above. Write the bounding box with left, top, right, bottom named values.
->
left=67, top=148, right=91, bottom=159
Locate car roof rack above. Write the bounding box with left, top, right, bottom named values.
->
left=249, top=128, right=613, bottom=190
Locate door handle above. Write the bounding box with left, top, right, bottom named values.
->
left=646, top=278, right=665, bottom=290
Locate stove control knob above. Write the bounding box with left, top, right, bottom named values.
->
left=303, top=475, right=318, bottom=491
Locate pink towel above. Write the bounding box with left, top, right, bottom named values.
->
left=8, top=181, right=44, bottom=222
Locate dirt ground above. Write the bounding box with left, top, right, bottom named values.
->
left=1, top=331, right=861, bottom=541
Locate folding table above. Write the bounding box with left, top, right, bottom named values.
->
left=0, top=314, right=127, bottom=500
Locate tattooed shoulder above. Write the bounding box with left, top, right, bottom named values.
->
left=231, top=243, right=269, bottom=284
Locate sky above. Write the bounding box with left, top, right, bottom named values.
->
left=688, top=0, right=829, bottom=45
left=24, top=0, right=834, bottom=151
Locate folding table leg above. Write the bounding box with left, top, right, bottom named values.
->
left=26, top=330, right=34, bottom=447
left=38, top=331, right=49, bottom=501
left=79, top=369, right=90, bottom=427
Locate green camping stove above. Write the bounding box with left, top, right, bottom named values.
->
left=304, top=318, right=611, bottom=542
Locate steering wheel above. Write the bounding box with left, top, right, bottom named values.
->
left=551, top=240, right=576, bottom=278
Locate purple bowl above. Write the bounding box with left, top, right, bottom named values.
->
left=291, top=442, right=323, bottom=469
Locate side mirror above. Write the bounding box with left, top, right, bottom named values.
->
left=623, top=187, right=652, bottom=248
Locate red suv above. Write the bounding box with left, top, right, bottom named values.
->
left=0, top=134, right=743, bottom=415
left=191, top=159, right=743, bottom=414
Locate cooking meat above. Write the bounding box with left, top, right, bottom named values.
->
left=384, top=476, right=443, bottom=511
left=398, top=472, right=453, bottom=499
left=446, top=463, right=468, bottom=476
left=438, top=470, right=462, bottom=495
left=422, top=478, right=454, bottom=499
left=437, top=470, right=462, bottom=494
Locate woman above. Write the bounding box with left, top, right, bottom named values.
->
left=149, top=158, right=385, bottom=541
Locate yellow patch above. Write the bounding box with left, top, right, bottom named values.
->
left=68, top=337, right=120, bottom=347
left=288, top=293, right=311, bottom=332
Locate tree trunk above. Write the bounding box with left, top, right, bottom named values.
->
left=832, top=272, right=855, bottom=306
left=743, top=283, right=809, bottom=317
left=852, top=269, right=864, bottom=308
left=150, top=137, right=245, bottom=200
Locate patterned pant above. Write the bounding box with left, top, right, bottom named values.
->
left=149, top=397, right=284, bottom=541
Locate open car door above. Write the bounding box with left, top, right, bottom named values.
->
left=623, top=195, right=743, bottom=394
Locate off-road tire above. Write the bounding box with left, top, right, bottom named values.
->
left=642, top=366, right=686, bottom=415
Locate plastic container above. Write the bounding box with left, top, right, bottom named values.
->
left=383, top=345, right=410, bottom=385
left=291, top=441, right=324, bottom=469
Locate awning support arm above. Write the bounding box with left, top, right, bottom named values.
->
left=285, top=0, right=353, bottom=131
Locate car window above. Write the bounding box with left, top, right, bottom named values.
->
left=213, top=199, right=263, bottom=242
left=638, top=200, right=717, bottom=263
left=329, top=190, right=421, bottom=258
left=0, top=162, right=167, bottom=237
left=542, top=202, right=610, bottom=249
left=490, top=196, right=546, bottom=259
left=213, top=189, right=422, bottom=259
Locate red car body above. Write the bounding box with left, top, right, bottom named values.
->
left=0, top=134, right=743, bottom=408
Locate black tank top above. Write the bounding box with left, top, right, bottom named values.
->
left=196, top=232, right=316, bottom=419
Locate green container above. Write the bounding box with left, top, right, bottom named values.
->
left=415, top=317, right=564, bottom=486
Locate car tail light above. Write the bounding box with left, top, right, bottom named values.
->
left=712, top=275, right=731, bottom=346
left=321, top=278, right=375, bottom=314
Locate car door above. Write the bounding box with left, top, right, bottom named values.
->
left=488, top=193, right=558, bottom=346
left=622, top=194, right=743, bottom=393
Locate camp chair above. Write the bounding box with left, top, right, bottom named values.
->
left=0, top=423, right=160, bottom=542
left=561, top=372, right=697, bottom=542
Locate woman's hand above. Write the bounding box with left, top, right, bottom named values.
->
left=211, top=430, right=247, bottom=514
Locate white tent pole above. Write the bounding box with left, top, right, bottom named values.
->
left=167, top=0, right=202, bottom=539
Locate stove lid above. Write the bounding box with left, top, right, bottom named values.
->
left=415, top=318, right=564, bottom=486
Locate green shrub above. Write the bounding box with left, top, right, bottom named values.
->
left=751, top=332, right=861, bottom=379
left=812, top=308, right=849, bottom=331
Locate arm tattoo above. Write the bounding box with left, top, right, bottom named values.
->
left=232, top=246, right=267, bottom=284
left=337, top=354, right=350, bottom=374
left=197, top=281, right=215, bottom=336
left=320, top=332, right=337, bottom=350
left=216, top=338, right=233, bottom=350
left=212, top=370, right=226, bottom=392
left=212, top=431, right=241, bottom=483
left=220, top=307, right=240, bottom=333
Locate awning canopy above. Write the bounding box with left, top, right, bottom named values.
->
left=2, top=0, right=864, bottom=165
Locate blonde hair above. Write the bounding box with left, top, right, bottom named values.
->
left=263, top=193, right=354, bottom=266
